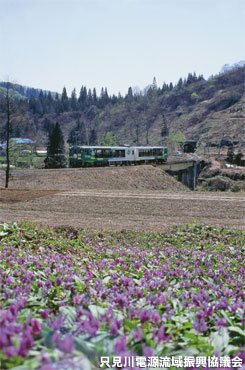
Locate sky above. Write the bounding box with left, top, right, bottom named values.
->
left=0, top=0, right=244, bottom=96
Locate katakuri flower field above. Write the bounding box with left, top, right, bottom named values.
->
left=0, top=222, right=244, bottom=369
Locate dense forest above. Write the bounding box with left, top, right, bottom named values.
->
left=0, top=66, right=244, bottom=148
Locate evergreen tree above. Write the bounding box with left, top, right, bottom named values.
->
left=226, top=146, right=235, bottom=164
left=70, top=88, right=77, bottom=111
left=68, top=120, right=87, bottom=145
left=111, top=94, right=118, bottom=104
left=161, top=115, right=169, bottom=137
left=87, top=89, right=93, bottom=106
left=92, top=88, right=98, bottom=106
left=88, top=129, right=98, bottom=145
left=45, top=122, right=66, bottom=168
left=235, top=149, right=243, bottom=166
left=29, top=96, right=36, bottom=114
left=54, top=93, right=61, bottom=113
left=126, top=87, right=133, bottom=102
left=47, top=91, right=54, bottom=113
left=177, top=78, right=183, bottom=90
left=61, top=87, right=69, bottom=111
left=78, top=86, right=87, bottom=111
left=43, top=118, right=54, bottom=135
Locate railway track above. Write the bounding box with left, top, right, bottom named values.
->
left=0, top=159, right=197, bottom=178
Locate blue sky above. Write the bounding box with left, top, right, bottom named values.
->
left=0, top=0, right=244, bottom=96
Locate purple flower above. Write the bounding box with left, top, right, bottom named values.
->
left=132, top=327, right=143, bottom=341
left=55, top=276, right=62, bottom=286
left=31, top=319, right=42, bottom=335
left=114, top=335, right=127, bottom=354
left=143, top=345, right=155, bottom=357
left=47, top=313, right=66, bottom=331
left=41, top=309, right=50, bottom=319
left=4, top=346, right=18, bottom=358
left=0, top=332, right=10, bottom=349
left=154, top=325, right=171, bottom=343
left=45, top=279, right=52, bottom=289
left=18, top=330, right=34, bottom=357
left=52, top=331, right=60, bottom=346
left=109, top=320, right=121, bottom=336
left=215, top=318, right=227, bottom=327
left=82, top=313, right=100, bottom=337
left=58, top=335, right=74, bottom=354
left=139, top=309, right=151, bottom=323
left=193, top=318, right=207, bottom=333
left=115, top=294, right=128, bottom=308
left=151, top=311, right=161, bottom=323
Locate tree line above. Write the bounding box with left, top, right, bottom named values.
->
left=26, top=72, right=204, bottom=115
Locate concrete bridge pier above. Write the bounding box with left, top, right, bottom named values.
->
left=165, top=160, right=203, bottom=190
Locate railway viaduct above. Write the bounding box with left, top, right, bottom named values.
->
left=158, top=159, right=205, bottom=190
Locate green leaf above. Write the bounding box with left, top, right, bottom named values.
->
left=88, top=305, right=107, bottom=319
left=228, top=326, right=245, bottom=336
left=209, top=328, right=229, bottom=352
left=60, top=305, right=76, bottom=328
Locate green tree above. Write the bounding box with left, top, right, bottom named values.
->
left=101, top=132, right=118, bottom=146
left=226, top=146, right=235, bottom=164
left=88, top=129, right=98, bottom=145
left=78, top=86, right=87, bottom=111
left=61, top=87, right=69, bottom=111
left=234, top=149, right=243, bottom=165
left=45, top=122, right=66, bottom=168
left=168, top=130, right=186, bottom=152
left=161, top=114, right=169, bottom=138
left=191, top=92, right=199, bottom=101
left=9, top=139, right=21, bottom=167
left=70, top=88, right=77, bottom=111
left=68, top=120, right=87, bottom=145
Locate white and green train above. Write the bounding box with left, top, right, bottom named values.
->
left=69, top=146, right=168, bottom=167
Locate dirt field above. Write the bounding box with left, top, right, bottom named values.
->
left=0, top=166, right=244, bottom=231
left=0, top=165, right=186, bottom=191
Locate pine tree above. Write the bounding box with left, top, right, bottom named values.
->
left=47, top=91, right=54, bottom=113
left=177, top=78, right=183, bottom=90
left=70, top=88, right=77, bottom=111
left=92, top=88, right=97, bottom=106
left=235, top=149, right=243, bottom=166
left=68, top=120, right=87, bottom=145
left=126, top=87, right=133, bottom=102
left=87, top=89, right=93, bottom=106
left=61, top=87, right=69, bottom=112
left=226, top=146, right=235, bottom=164
left=88, top=129, right=98, bottom=145
left=78, top=86, right=87, bottom=111
left=45, top=122, right=66, bottom=168
left=161, top=115, right=169, bottom=137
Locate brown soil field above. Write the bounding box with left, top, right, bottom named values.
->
left=0, top=166, right=244, bottom=231
left=0, top=165, right=186, bottom=191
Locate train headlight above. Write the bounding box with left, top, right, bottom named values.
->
left=73, top=154, right=78, bottom=159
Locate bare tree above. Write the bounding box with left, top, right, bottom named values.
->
left=0, top=81, right=16, bottom=188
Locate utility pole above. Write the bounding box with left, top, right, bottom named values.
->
left=5, top=83, right=11, bottom=188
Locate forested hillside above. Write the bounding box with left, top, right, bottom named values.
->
left=0, top=66, right=244, bottom=148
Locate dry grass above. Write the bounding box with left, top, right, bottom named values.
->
left=0, top=166, right=244, bottom=231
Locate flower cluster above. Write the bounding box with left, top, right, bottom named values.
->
left=0, top=223, right=244, bottom=369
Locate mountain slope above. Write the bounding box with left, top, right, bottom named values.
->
left=0, top=67, right=244, bottom=147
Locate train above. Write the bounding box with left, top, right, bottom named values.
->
left=69, top=145, right=168, bottom=167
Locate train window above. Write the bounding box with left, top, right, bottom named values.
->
left=153, top=149, right=162, bottom=156
left=139, top=149, right=154, bottom=157
left=132, top=150, right=134, bottom=155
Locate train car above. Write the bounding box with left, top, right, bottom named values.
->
left=69, top=145, right=168, bottom=167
